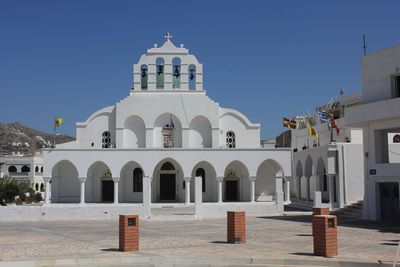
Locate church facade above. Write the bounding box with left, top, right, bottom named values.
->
left=42, top=34, right=292, bottom=218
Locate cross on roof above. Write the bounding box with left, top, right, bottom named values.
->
left=164, top=32, right=172, bottom=42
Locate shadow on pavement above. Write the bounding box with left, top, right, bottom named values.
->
left=102, top=248, right=120, bottom=252
left=210, top=241, right=228, bottom=244
left=257, top=205, right=400, bottom=234
left=257, top=214, right=312, bottom=224
left=290, top=252, right=315, bottom=257
left=381, top=242, right=399, bottom=246
left=296, top=234, right=313, bottom=237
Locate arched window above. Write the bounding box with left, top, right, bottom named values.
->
left=35, top=166, right=39, bottom=173
left=40, top=183, right=45, bottom=192
left=133, top=168, right=143, bottom=192
left=172, top=58, right=181, bottom=89
left=8, top=166, right=17, bottom=173
left=393, top=134, right=400, bottom=143
left=102, top=131, right=111, bottom=148
left=156, top=58, right=164, bottom=89
left=140, top=64, right=148, bottom=90
left=196, top=168, right=206, bottom=192
left=35, top=183, right=39, bottom=191
left=161, top=162, right=175, bottom=171
left=21, top=165, right=30, bottom=172
left=226, top=131, right=236, bottom=148
left=189, top=64, right=196, bottom=90
left=41, top=166, right=43, bottom=172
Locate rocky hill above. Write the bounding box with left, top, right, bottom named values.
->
left=0, top=122, right=74, bottom=155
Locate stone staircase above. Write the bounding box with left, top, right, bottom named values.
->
left=287, top=200, right=314, bottom=211
left=287, top=199, right=364, bottom=221
left=331, top=200, right=363, bottom=220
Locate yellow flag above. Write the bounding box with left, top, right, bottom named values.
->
left=307, top=121, right=318, bottom=138
left=55, top=118, right=64, bottom=128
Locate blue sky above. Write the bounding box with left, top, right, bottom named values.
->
left=1, top=1, right=399, bottom=139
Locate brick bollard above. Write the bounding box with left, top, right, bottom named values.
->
left=227, top=211, right=246, bottom=244
left=312, top=215, right=338, bottom=257
left=312, top=208, right=330, bottom=236
left=119, top=215, right=139, bottom=252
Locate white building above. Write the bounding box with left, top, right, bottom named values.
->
left=0, top=152, right=45, bottom=192
left=42, top=34, right=292, bottom=218
left=289, top=94, right=364, bottom=210
left=346, top=44, right=400, bottom=221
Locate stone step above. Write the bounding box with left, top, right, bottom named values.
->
left=287, top=201, right=314, bottom=211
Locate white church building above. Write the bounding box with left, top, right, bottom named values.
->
left=42, top=34, right=292, bottom=219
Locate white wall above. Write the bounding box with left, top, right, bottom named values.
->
left=52, top=161, right=80, bottom=203
left=76, top=107, right=116, bottom=149
left=388, top=132, right=400, bottom=163
left=255, top=161, right=277, bottom=199
left=342, top=144, right=364, bottom=204
left=219, top=113, right=260, bottom=148
left=120, top=163, right=143, bottom=203
left=361, top=45, right=400, bottom=103
left=123, top=115, right=146, bottom=148
left=189, top=116, right=212, bottom=148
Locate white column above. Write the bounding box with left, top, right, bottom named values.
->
left=306, top=176, right=311, bottom=201
left=249, top=176, right=256, bottom=202
left=217, top=177, right=223, bottom=203
left=328, top=174, right=335, bottom=205
left=284, top=178, right=290, bottom=202
left=297, top=176, right=302, bottom=200
left=275, top=177, right=284, bottom=212
left=194, top=176, right=203, bottom=218
left=184, top=177, right=191, bottom=205
left=195, top=176, right=203, bottom=204
left=112, top=177, right=120, bottom=204
left=43, top=177, right=51, bottom=205
left=313, top=191, right=322, bottom=208
left=78, top=177, right=87, bottom=205
left=316, top=174, right=321, bottom=192
left=142, top=176, right=151, bottom=218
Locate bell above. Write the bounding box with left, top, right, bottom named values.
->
left=141, top=68, right=147, bottom=78
left=157, top=65, right=163, bottom=75
left=173, top=66, right=180, bottom=77
left=189, top=70, right=195, bottom=80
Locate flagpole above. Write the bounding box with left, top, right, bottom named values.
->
left=306, top=117, right=310, bottom=149
left=53, top=117, right=56, bottom=148
left=316, top=110, right=320, bottom=146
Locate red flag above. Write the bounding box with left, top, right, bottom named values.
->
left=331, top=118, right=340, bottom=135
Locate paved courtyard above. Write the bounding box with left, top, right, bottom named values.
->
left=0, top=209, right=399, bottom=265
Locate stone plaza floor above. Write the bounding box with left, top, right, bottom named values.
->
left=0, top=208, right=399, bottom=266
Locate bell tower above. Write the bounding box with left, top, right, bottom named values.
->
left=132, top=33, right=203, bottom=91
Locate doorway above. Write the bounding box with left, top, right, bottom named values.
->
left=102, top=180, right=114, bottom=202
left=380, top=182, right=400, bottom=221
left=225, top=180, right=238, bottom=201
left=160, top=173, right=176, bottom=201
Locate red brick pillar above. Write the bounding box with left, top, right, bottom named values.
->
left=227, top=211, right=246, bottom=244
left=312, top=208, right=330, bottom=236
left=119, top=215, right=139, bottom=251
left=313, top=215, right=337, bottom=257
